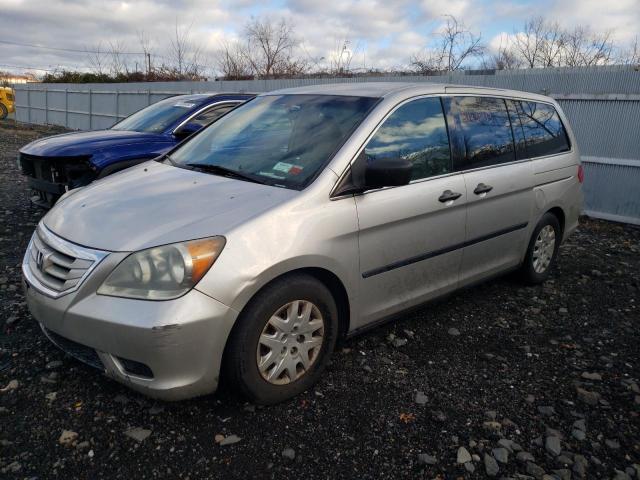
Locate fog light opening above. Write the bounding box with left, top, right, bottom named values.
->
left=116, top=356, right=154, bottom=379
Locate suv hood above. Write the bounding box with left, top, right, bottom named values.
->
left=20, top=129, right=167, bottom=158
left=43, top=161, right=297, bottom=251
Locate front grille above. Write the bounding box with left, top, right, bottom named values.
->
left=42, top=326, right=104, bottom=370
left=23, top=224, right=108, bottom=298
left=20, top=153, right=95, bottom=186
left=19, top=153, right=96, bottom=207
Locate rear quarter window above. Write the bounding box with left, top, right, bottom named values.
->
left=518, top=102, right=570, bottom=158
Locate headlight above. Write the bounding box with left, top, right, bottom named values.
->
left=97, top=237, right=225, bottom=300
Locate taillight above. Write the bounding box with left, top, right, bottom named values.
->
left=577, top=165, right=584, bottom=183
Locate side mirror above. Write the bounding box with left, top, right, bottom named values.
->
left=364, top=157, right=412, bottom=189
left=333, top=156, right=412, bottom=196
left=174, top=122, right=201, bottom=140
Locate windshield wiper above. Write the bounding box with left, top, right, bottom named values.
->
left=186, top=163, right=266, bottom=185
left=157, top=153, right=176, bottom=166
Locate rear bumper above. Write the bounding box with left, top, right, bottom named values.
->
left=23, top=277, right=239, bottom=401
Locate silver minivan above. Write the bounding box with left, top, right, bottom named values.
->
left=22, top=83, right=584, bottom=404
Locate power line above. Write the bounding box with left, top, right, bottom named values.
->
left=0, top=63, right=56, bottom=72
left=0, top=39, right=146, bottom=55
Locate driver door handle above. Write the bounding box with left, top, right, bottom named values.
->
left=473, top=183, right=493, bottom=195
left=438, top=190, right=462, bottom=203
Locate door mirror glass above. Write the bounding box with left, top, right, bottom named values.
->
left=365, top=157, right=412, bottom=189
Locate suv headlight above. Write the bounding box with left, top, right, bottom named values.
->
left=97, top=237, right=225, bottom=300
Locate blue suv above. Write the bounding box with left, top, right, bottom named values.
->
left=19, top=93, right=255, bottom=207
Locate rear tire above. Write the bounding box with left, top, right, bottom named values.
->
left=520, top=212, right=561, bottom=284
left=224, top=274, right=339, bottom=404
left=0, top=104, right=7, bottom=120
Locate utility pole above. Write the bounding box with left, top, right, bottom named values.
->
left=146, top=53, right=151, bottom=76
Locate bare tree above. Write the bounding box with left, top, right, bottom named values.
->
left=513, top=17, right=547, bottom=68
left=409, top=51, right=440, bottom=73
left=137, top=30, right=153, bottom=75
left=85, top=42, right=108, bottom=75
left=441, top=15, right=484, bottom=70
left=538, top=20, right=566, bottom=67
left=243, top=17, right=306, bottom=78
left=621, top=36, right=640, bottom=65
left=482, top=35, right=521, bottom=70
left=329, top=39, right=357, bottom=74
left=108, top=40, right=129, bottom=76
left=483, top=45, right=522, bottom=70
left=563, top=27, right=614, bottom=66
left=411, top=15, right=484, bottom=73
left=169, top=21, right=204, bottom=78
left=217, top=41, right=252, bottom=80
left=511, top=16, right=616, bottom=68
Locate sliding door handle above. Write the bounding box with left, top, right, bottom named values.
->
left=438, top=190, right=462, bottom=203
left=473, top=183, right=493, bottom=195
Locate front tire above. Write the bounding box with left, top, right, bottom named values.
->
left=520, top=212, right=561, bottom=284
left=0, top=104, right=8, bottom=120
left=224, top=274, right=339, bottom=404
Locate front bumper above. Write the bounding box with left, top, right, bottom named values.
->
left=23, top=264, right=239, bottom=401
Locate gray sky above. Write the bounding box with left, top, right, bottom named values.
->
left=1, top=0, right=638, bottom=76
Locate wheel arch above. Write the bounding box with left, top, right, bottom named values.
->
left=546, top=206, right=566, bottom=238
left=229, top=266, right=352, bottom=342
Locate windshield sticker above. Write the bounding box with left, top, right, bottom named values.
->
left=288, top=165, right=303, bottom=176
left=273, top=162, right=293, bottom=173
left=173, top=102, right=196, bottom=109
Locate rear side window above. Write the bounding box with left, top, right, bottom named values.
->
left=444, top=96, right=515, bottom=171
left=364, top=97, right=451, bottom=181
left=518, top=102, right=570, bottom=158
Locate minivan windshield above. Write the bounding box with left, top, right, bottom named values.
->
left=168, top=94, right=378, bottom=189
left=113, top=96, right=201, bottom=133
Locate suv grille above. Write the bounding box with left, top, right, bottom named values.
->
left=23, top=224, right=108, bottom=298
left=19, top=153, right=96, bottom=208
left=19, top=153, right=95, bottom=186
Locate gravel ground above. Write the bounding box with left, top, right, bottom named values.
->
left=1, top=120, right=639, bottom=480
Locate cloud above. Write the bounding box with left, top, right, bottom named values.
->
left=548, top=0, right=639, bottom=43
left=0, top=0, right=637, bottom=76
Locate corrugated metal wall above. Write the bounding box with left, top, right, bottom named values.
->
left=12, top=65, right=640, bottom=224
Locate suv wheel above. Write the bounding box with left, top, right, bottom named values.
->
left=521, top=212, right=561, bottom=284
left=224, top=274, right=338, bottom=404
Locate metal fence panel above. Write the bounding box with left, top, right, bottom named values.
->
left=582, top=158, right=640, bottom=225
left=11, top=65, right=640, bottom=224
left=560, top=98, right=640, bottom=160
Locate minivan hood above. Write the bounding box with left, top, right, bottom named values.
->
left=20, top=129, right=166, bottom=158
left=43, top=162, right=298, bottom=251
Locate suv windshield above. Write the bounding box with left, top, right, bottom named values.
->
left=168, top=94, right=378, bottom=189
left=113, top=96, right=201, bottom=133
